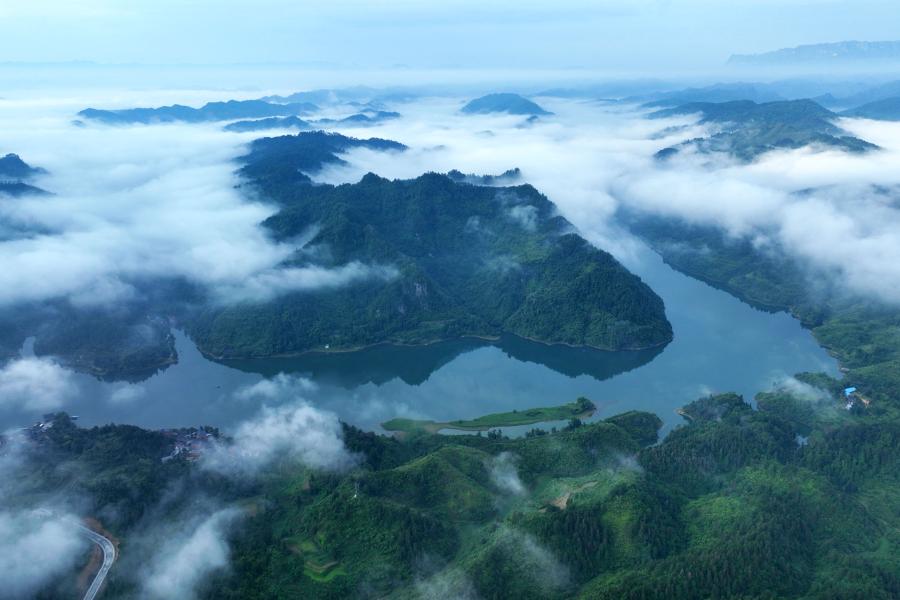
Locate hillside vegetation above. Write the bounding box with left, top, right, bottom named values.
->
left=15, top=370, right=900, bottom=600
left=652, top=99, right=877, bottom=160
left=189, top=132, right=672, bottom=357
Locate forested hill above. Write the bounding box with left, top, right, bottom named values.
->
left=652, top=99, right=877, bottom=160
left=236, top=130, right=406, bottom=185
left=20, top=381, right=900, bottom=599
left=461, top=93, right=553, bottom=116
left=188, top=132, right=672, bottom=358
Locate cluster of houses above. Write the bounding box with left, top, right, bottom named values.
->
left=843, top=387, right=871, bottom=411
left=160, top=428, right=215, bottom=462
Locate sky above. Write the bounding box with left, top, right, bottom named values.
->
left=0, top=0, right=897, bottom=72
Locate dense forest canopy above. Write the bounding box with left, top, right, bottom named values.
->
left=188, top=131, right=672, bottom=358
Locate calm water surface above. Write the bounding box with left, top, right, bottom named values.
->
left=6, top=246, right=839, bottom=435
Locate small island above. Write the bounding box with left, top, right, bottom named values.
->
left=382, top=397, right=597, bottom=434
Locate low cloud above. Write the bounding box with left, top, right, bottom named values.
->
left=233, top=373, right=318, bottom=402
left=312, top=97, right=900, bottom=306
left=774, top=376, right=831, bottom=404
left=6, top=91, right=899, bottom=316
left=415, top=568, right=480, bottom=600
left=0, top=356, right=77, bottom=411
left=204, top=400, right=358, bottom=475
left=217, top=262, right=399, bottom=304
left=507, top=204, right=538, bottom=232
left=108, top=383, right=147, bottom=405
left=609, top=453, right=644, bottom=474
left=615, top=118, right=900, bottom=305
left=0, top=101, right=399, bottom=309
left=0, top=509, right=87, bottom=599
left=487, top=452, right=525, bottom=496
left=494, top=526, right=570, bottom=594
left=139, top=507, right=241, bottom=600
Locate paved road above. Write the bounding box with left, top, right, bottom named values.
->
left=72, top=521, right=116, bottom=600
left=32, top=511, right=116, bottom=599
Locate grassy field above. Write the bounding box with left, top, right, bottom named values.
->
left=382, top=397, right=596, bottom=434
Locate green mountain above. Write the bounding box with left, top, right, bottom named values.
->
left=77, top=99, right=319, bottom=125
left=461, top=93, right=553, bottom=116
left=189, top=135, right=671, bottom=357
left=18, top=369, right=900, bottom=600
left=842, top=97, right=900, bottom=121
left=652, top=100, right=877, bottom=160
left=235, top=130, right=406, bottom=185
left=11, top=130, right=666, bottom=379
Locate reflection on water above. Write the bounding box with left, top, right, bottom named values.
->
left=0, top=244, right=840, bottom=437
left=221, top=334, right=663, bottom=387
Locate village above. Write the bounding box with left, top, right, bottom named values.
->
left=843, top=386, right=871, bottom=411
left=159, top=427, right=216, bottom=462
left=11, top=413, right=217, bottom=464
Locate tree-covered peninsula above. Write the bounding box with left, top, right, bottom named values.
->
left=188, top=132, right=672, bottom=358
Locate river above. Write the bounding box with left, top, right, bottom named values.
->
left=3, top=241, right=838, bottom=437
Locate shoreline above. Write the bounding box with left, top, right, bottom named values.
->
left=650, top=249, right=847, bottom=374
left=197, top=330, right=673, bottom=363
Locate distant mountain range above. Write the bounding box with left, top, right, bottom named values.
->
left=641, top=83, right=785, bottom=108
left=461, top=93, right=552, bottom=116
left=313, top=110, right=401, bottom=127
left=729, top=41, right=900, bottom=66
left=224, top=111, right=401, bottom=133
left=78, top=99, right=319, bottom=125
left=842, top=97, right=900, bottom=121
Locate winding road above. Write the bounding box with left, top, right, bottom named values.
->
left=33, top=511, right=116, bottom=599
left=75, top=522, right=116, bottom=600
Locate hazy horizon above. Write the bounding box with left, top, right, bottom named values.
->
left=2, top=0, right=899, bottom=72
